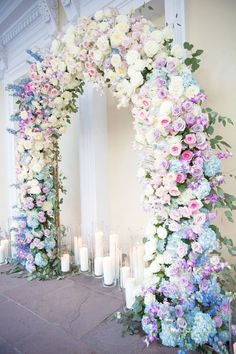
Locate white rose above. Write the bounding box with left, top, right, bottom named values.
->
left=20, top=110, right=28, bottom=120
left=116, top=14, right=128, bottom=23
left=111, top=54, right=121, bottom=68
left=185, top=84, right=200, bottom=98
left=93, top=50, right=104, bottom=63
left=144, top=40, right=160, bottom=57
left=159, top=100, right=173, bottom=116
left=133, top=59, right=146, bottom=72
left=150, top=259, right=161, bottom=273
left=30, top=186, right=41, bottom=194
left=99, top=22, right=109, bottom=32
left=42, top=201, right=53, bottom=211
left=169, top=76, right=184, bottom=97
left=171, top=44, right=184, bottom=58
left=126, top=50, right=140, bottom=65
left=115, top=22, right=129, bottom=33
left=144, top=292, right=156, bottom=305
left=150, top=30, right=163, bottom=43
left=145, top=184, right=154, bottom=196
left=32, top=163, right=42, bottom=173
left=163, top=26, right=173, bottom=40
left=58, top=61, right=66, bottom=72
left=51, top=39, right=60, bottom=54
left=146, top=222, right=157, bottom=237
left=157, top=226, right=168, bottom=239
left=54, top=97, right=64, bottom=108
left=96, top=35, right=110, bottom=51
left=94, top=10, right=104, bottom=21
left=24, top=140, right=32, bottom=150
left=130, top=72, right=144, bottom=88
left=144, top=238, right=157, bottom=260
left=110, top=31, right=125, bottom=47
left=34, top=142, right=44, bottom=151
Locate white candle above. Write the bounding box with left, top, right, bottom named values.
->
left=109, top=233, right=119, bottom=276
left=0, top=245, right=5, bottom=264
left=61, top=253, right=70, bottom=272
left=125, top=277, right=136, bottom=309
left=95, top=231, right=104, bottom=257
left=133, top=244, right=144, bottom=285
left=103, top=256, right=115, bottom=285
left=94, top=256, right=103, bottom=276
left=80, top=246, right=89, bottom=272
left=120, top=266, right=130, bottom=288
left=74, top=236, right=82, bottom=265
left=1, top=239, right=10, bottom=259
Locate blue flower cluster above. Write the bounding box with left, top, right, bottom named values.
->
left=204, top=155, right=221, bottom=177
left=194, top=178, right=211, bottom=199
left=34, top=252, right=48, bottom=267
left=190, top=312, right=216, bottom=345
left=198, top=227, right=218, bottom=253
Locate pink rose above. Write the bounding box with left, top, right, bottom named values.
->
left=180, top=207, right=191, bottom=218
left=51, top=88, right=59, bottom=97
left=193, top=212, right=206, bottom=225
left=89, top=67, right=97, bottom=76
left=169, top=187, right=180, bottom=196
left=184, top=134, right=196, bottom=145
left=188, top=199, right=202, bottom=213
left=161, top=118, right=171, bottom=126
left=182, top=150, right=193, bottom=161
left=169, top=209, right=181, bottom=221
left=142, top=98, right=151, bottom=108
left=170, top=144, right=182, bottom=156
left=176, top=173, right=186, bottom=184
left=169, top=220, right=181, bottom=231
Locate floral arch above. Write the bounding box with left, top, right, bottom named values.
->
left=9, top=7, right=235, bottom=354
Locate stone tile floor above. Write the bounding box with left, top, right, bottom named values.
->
left=0, top=264, right=189, bottom=354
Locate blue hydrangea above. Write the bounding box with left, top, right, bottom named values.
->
left=169, top=159, right=182, bottom=173
left=204, top=156, right=221, bottom=177
left=198, top=227, right=218, bottom=253
left=160, top=322, right=179, bottom=347
left=194, top=179, right=211, bottom=199
left=27, top=217, right=39, bottom=229
left=191, top=312, right=216, bottom=345
left=181, top=72, right=198, bottom=88
left=156, top=239, right=166, bottom=253
left=44, top=237, right=56, bottom=250
left=34, top=252, right=48, bottom=267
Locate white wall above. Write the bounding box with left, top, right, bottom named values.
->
left=0, top=82, right=8, bottom=230
left=186, top=0, right=236, bottom=259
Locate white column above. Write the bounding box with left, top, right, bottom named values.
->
left=165, top=0, right=186, bottom=45
left=78, top=83, right=109, bottom=238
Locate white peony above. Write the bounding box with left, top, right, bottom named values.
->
left=20, top=110, right=28, bottom=120
left=29, top=185, right=41, bottom=194
left=150, top=30, right=163, bottom=43
left=185, top=84, right=200, bottom=98
left=144, top=40, right=160, bottom=57
left=171, top=44, right=184, bottom=58
left=130, top=72, right=144, bottom=88
left=94, top=10, right=104, bottom=21
left=110, top=31, right=125, bottom=47
left=42, top=201, right=53, bottom=212
left=126, top=50, right=140, bottom=65
left=96, top=35, right=110, bottom=51
left=169, top=76, right=184, bottom=97
left=144, top=292, right=156, bottom=305
left=111, top=54, right=121, bottom=68
left=159, top=100, right=173, bottom=116
left=149, top=259, right=161, bottom=273
left=157, top=226, right=168, bottom=239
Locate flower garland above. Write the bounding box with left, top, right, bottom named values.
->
left=8, top=8, right=235, bottom=352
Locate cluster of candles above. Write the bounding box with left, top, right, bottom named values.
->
left=60, top=231, right=145, bottom=309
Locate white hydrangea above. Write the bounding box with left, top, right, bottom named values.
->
left=126, top=50, right=140, bottom=65
left=169, top=76, right=184, bottom=97
left=144, top=40, right=160, bottom=57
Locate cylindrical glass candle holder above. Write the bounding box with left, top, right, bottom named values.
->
left=102, top=255, right=116, bottom=287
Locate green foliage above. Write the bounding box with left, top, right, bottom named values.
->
left=115, top=296, right=145, bottom=335
left=184, top=42, right=204, bottom=72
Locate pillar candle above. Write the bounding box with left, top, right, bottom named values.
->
left=109, top=234, right=119, bottom=276
left=95, top=231, right=104, bottom=257
left=74, top=236, right=82, bottom=265
left=125, top=277, right=136, bottom=309
left=1, top=239, right=9, bottom=259
left=80, top=246, right=88, bottom=272
left=61, top=253, right=70, bottom=272
left=0, top=245, right=5, bottom=264
left=94, top=256, right=103, bottom=276
left=120, top=266, right=130, bottom=288
left=103, top=256, right=114, bottom=286
left=133, top=244, right=144, bottom=285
